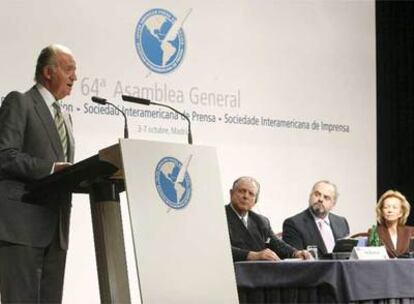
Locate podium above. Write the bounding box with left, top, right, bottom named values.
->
left=28, top=144, right=130, bottom=303
left=28, top=139, right=239, bottom=304
left=119, top=139, right=238, bottom=304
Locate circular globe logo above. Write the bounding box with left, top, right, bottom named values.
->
left=155, top=156, right=192, bottom=209
left=135, top=8, right=186, bottom=74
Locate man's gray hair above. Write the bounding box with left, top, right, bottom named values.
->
left=311, top=180, right=338, bottom=202
left=34, top=44, right=72, bottom=83
left=232, top=176, right=261, bottom=203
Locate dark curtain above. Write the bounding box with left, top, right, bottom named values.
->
left=376, top=1, right=414, bottom=225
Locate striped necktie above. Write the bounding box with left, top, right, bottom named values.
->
left=53, top=102, right=68, bottom=161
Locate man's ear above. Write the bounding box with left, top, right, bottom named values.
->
left=42, top=66, right=53, bottom=80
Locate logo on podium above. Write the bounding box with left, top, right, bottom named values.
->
left=155, top=155, right=192, bottom=209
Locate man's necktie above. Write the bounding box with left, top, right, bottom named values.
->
left=53, top=102, right=68, bottom=161
left=318, top=220, right=335, bottom=253
left=242, top=216, right=248, bottom=228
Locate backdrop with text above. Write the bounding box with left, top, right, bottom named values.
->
left=0, top=1, right=376, bottom=303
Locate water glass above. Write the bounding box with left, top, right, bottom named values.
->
left=306, top=245, right=319, bottom=260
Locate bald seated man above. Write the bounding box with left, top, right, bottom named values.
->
left=282, top=180, right=350, bottom=258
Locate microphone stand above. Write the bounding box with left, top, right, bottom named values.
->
left=91, top=97, right=129, bottom=139
left=151, top=101, right=193, bottom=145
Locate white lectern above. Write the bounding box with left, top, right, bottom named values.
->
left=29, top=139, right=238, bottom=304
left=120, top=139, right=238, bottom=304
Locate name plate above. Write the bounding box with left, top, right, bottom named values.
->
left=350, top=246, right=389, bottom=260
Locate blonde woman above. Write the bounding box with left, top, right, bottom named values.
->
left=375, top=190, right=414, bottom=257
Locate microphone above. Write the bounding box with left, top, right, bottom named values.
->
left=91, top=96, right=129, bottom=139
left=122, top=95, right=193, bottom=144
left=121, top=95, right=151, bottom=106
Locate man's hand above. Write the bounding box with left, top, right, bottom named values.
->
left=53, top=162, right=72, bottom=173
left=292, top=250, right=312, bottom=260
left=247, top=249, right=281, bottom=261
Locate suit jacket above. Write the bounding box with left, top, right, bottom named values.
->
left=225, top=204, right=296, bottom=261
left=377, top=224, right=414, bottom=258
left=282, top=208, right=350, bottom=256
left=0, top=86, right=75, bottom=249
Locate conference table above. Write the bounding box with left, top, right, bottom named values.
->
left=235, top=259, right=414, bottom=303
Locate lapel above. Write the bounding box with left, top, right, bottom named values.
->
left=328, top=214, right=339, bottom=240
left=305, top=209, right=328, bottom=254
left=28, top=87, right=63, bottom=160
left=396, top=226, right=411, bottom=255
left=377, top=225, right=397, bottom=257
left=246, top=213, right=266, bottom=249
left=226, top=205, right=263, bottom=250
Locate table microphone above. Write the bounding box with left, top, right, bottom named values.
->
left=91, top=96, right=129, bottom=139
left=121, top=95, right=193, bottom=144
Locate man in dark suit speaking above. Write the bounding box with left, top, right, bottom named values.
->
left=0, top=44, right=77, bottom=303
left=225, top=176, right=310, bottom=261
left=282, top=180, right=350, bottom=257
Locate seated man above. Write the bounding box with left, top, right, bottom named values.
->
left=282, top=180, right=350, bottom=257
left=225, top=176, right=310, bottom=261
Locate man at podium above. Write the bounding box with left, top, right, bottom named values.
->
left=0, top=44, right=77, bottom=303
left=225, top=176, right=310, bottom=261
